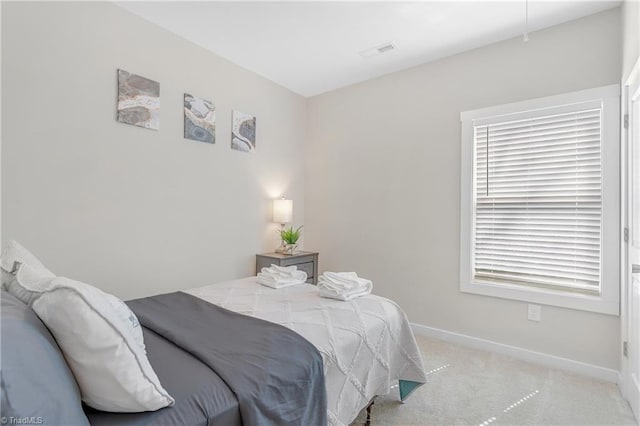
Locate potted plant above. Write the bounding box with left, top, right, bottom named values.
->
left=280, top=225, right=303, bottom=255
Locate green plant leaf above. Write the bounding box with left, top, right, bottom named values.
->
left=280, top=225, right=303, bottom=244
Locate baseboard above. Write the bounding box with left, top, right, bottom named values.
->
left=411, top=322, right=619, bottom=383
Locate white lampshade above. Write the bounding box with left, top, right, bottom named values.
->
left=273, top=198, right=293, bottom=224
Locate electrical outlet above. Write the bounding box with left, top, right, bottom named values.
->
left=527, top=304, right=541, bottom=322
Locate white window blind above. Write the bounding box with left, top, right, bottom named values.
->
left=473, top=107, right=602, bottom=295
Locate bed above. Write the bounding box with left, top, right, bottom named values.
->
left=184, top=278, right=428, bottom=425
left=3, top=276, right=427, bottom=426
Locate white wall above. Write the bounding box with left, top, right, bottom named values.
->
left=306, top=9, right=622, bottom=369
left=1, top=2, right=307, bottom=300
left=622, top=0, right=639, bottom=82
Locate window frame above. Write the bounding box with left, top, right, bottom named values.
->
left=460, top=85, right=620, bottom=315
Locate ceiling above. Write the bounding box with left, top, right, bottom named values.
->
left=117, top=1, right=621, bottom=97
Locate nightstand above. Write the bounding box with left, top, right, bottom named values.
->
left=256, top=251, right=319, bottom=285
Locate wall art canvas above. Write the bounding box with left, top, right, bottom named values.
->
left=184, top=93, right=215, bottom=143
left=117, top=69, right=160, bottom=130
left=231, top=110, right=256, bottom=152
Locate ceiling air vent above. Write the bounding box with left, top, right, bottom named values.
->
left=359, top=42, right=396, bottom=58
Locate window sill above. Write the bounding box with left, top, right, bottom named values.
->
left=460, top=280, right=619, bottom=316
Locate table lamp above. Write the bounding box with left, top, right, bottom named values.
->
left=273, top=198, right=293, bottom=253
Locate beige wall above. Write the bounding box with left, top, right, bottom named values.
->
left=306, top=9, right=622, bottom=369
left=1, top=1, right=307, bottom=300
left=622, top=0, right=639, bottom=82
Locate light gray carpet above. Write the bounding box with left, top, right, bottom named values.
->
left=352, top=335, right=637, bottom=426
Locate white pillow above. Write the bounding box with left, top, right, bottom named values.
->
left=1, top=240, right=55, bottom=293
left=0, top=240, right=144, bottom=355
left=1, top=244, right=174, bottom=412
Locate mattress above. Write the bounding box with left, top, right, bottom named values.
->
left=186, top=277, right=427, bottom=426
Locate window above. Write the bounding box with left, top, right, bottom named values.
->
left=460, top=85, right=620, bottom=315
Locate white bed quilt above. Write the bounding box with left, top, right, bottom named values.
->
left=185, top=277, right=427, bottom=426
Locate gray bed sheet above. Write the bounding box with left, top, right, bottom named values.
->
left=129, top=291, right=327, bottom=426
left=84, top=327, right=241, bottom=426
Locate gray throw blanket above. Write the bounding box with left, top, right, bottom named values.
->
left=128, top=291, right=327, bottom=426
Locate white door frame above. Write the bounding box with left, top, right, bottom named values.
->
left=621, top=57, right=640, bottom=424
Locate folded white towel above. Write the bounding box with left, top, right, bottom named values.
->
left=318, top=272, right=367, bottom=290
left=260, top=265, right=307, bottom=282
left=257, top=264, right=307, bottom=289
left=318, top=272, right=372, bottom=301
left=268, top=265, right=298, bottom=274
